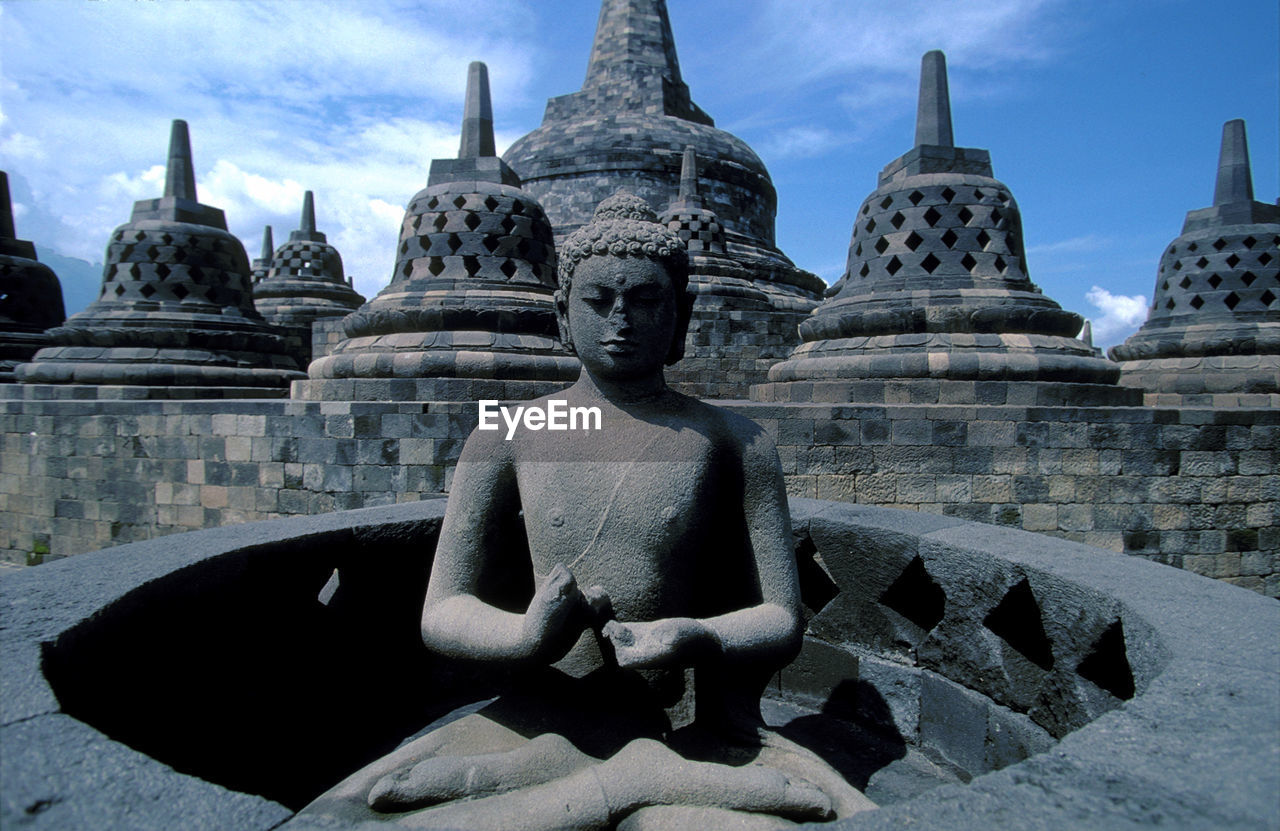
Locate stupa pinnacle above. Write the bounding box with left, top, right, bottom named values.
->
left=756, top=51, right=1135, bottom=406
left=1110, top=119, right=1279, bottom=405
left=250, top=225, right=273, bottom=284
left=299, top=61, right=576, bottom=402
left=15, top=121, right=303, bottom=396
left=0, top=171, right=66, bottom=381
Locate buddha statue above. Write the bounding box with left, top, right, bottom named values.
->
left=297, top=193, right=874, bottom=830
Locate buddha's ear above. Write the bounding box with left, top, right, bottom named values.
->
left=665, top=287, right=694, bottom=366
left=554, top=288, right=576, bottom=354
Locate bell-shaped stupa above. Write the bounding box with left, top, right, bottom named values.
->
left=298, top=62, right=577, bottom=402
left=15, top=121, right=304, bottom=397
left=756, top=51, right=1137, bottom=406
left=252, top=191, right=365, bottom=328
left=0, top=171, right=66, bottom=382
left=1109, top=119, right=1279, bottom=405
left=250, top=226, right=273, bottom=284
left=503, top=0, right=824, bottom=396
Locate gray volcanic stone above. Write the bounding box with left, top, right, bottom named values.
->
left=759, top=51, right=1136, bottom=407
left=1110, top=119, right=1280, bottom=405
left=503, top=0, right=824, bottom=334
left=253, top=190, right=366, bottom=329
left=0, top=171, right=66, bottom=382
left=13, top=121, right=304, bottom=395
left=250, top=225, right=273, bottom=284
left=299, top=62, right=578, bottom=402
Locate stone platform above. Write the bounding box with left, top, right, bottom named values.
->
left=2, top=498, right=1275, bottom=829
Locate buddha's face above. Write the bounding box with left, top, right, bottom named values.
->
left=562, top=255, right=678, bottom=382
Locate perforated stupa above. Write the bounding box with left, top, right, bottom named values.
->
left=0, top=171, right=66, bottom=382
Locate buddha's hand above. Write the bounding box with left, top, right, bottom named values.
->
left=603, top=617, right=712, bottom=669
left=521, top=564, right=603, bottom=660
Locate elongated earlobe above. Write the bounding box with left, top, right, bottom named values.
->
left=665, top=287, right=694, bottom=365
left=554, top=289, right=576, bottom=354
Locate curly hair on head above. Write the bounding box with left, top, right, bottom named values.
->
left=556, top=192, right=689, bottom=299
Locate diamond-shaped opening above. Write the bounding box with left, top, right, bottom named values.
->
left=994, top=254, right=1008, bottom=273
left=114, top=283, right=126, bottom=297
left=145, top=245, right=160, bottom=259
left=1226, top=253, right=1240, bottom=268
left=482, top=236, right=501, bottom=253
left=941, top=187, right=956, bottom=203
left=920, top=252, right=941, bottom=273
left=879, top=555, right=946, bottom=632
left=904, top=231, right=924, bottom=251
left=859, top=263, right=870, bottom=278
left=908, top=190, right=925, bottom=206
left=940, top=229, right=958, bottom=248
left=961, top=253, right=978, bottom=273
left=1242, top=236, right=1256, bottom=249
left=1212, top=238, right=1227, bottom=251
left=452, top=195, right=467, bottom=209
left=1224, top=292, right=1240, bottom=310
left=510, top=199, right=525, bottom=215
left=155, top=263, right=170, bottom=280
left=172, top=284, right=189, bottom=300
left=401, top=261, right=413, bottom=278
left=1189, top=295, right=1204, bottom=309
left=1165, top=298, right=1176, bottom=310
left=957, top=206, right=973, bottom=225
left=160, top=233, right=173, bottom=245
left=865, top=218, right=877, bottom=234
left=1207, top=274, right=1223, bottom=288
left=1161, top=281, right=1169, bottom=292
left=1194, top=256, right=1208, bottom=269
left=446, top=234, right=463, bottom=253
left=464, top=212, right=482, bottom=231
left=463, top=256, right=481, bottom=277
left=499, top=260, right=518, bottom=279
left=975, top=229, right=991, bottom=249
left=139, top=283, right=157, bottom=298
left=1076, top=619, right=1134, bottom=700
left=854, top=244, right=863, bottom=257
left=990, top=207, right=1003, bottom=225
left=129, top=264, right=142, bottom=279
left=880, top=196, right=894, bottom=210
left=500, top=216, right=517, bottom=234
left=189, top=267, right=205, bottom=283
left=973, top=189, right=985, bottom=200
left=874, top=237, right=890, bottom=255
left=861, top=204, right=870, bottom=215
left=922, top=207, right=942, bottom=227
left=794, top=534, right=840, bottom=620
left=1179, top=275, right=1193, bottom=290
left=1261, top=289, right=1277, bottom=306
left=1259, top=252, right=1273, bottom=267
left=204, top=288, right=219, bottom=303
left=432, top=213, right=449, bottom=232
left=427, top=258, right=446, bottom=276
left=885, top=256, right=903, bottom=276
left=983, top=577, right=1054, bottom=670
left=426, top=196, right=439, bottom=210
left=1171, top=260, right=1182, bottom=271
left=1187, top=242, right=1198, bottom=252
left=133, top=231, right=147, bottom=242
left=890, top=212, right=906, bottom=229
left=484, top=195, right=500, bottom=212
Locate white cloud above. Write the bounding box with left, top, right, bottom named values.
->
left=757, top=126, right=841, bottom=160
left=1085, top=285, right=1148, bottom=348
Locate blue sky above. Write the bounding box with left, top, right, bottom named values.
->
left=1, top=0, right=1275, bottom=349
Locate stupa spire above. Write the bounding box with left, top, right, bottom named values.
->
left=678, top=145, right=698, bottom=201
left=459, top=61, right=496, bottom=159
left=164, top=120, right=198, bottom=202
left=915, top=50, right=954, bottom=148
left=260, top=225, right=274, bottom=261
left=0, top=171, right=15, bottom=240
left=300, top=191, right=316, bottom=234
left=1213, top=119, right=1253, bottom=207
left=585, top=0, right=684, bottom=88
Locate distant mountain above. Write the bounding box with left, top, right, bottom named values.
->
left=35, top=247, right=102, bottom=317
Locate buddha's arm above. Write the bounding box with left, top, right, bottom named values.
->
left=606, top=430, right=803, bottom=671
left=420, top=434, right=588, bottom=663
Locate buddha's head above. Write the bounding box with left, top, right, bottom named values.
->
left=556, top=193, right=693, bottom=380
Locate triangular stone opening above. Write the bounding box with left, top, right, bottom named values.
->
left=1076, top=618, right=1135, bottom=700
left=984, top=577, right=1054, bottom=670
left=794, top=533, right=839, bottom=620
left=878, top=555, right=945, bottom=632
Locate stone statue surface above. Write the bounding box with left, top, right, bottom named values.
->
left=296, top=193, right=874, bottom=830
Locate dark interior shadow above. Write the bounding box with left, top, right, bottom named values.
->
left=774, top=679, right=907, bottom=790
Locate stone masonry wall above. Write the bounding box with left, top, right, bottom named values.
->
left=1, top=397, right=1275, bottom=596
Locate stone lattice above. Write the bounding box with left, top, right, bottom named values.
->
left=757, top=51, right=1137, bottom=407
left=252, top=191, right=365, bottom=329
left=1110, top=120, right=1279, bottom=406
left=503, top=0, right=824, bottom=399
left=298, top=62, right=578, bottom=402
left=0, top=171, right=66, bottom=382
left=12, top=122, right=303, bottom=397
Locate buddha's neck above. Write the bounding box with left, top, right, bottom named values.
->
left=575, top=370, right=669, bottom=405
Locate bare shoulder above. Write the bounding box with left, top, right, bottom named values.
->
left=665, top=390, right=776, bottom=458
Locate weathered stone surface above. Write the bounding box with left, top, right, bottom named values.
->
left=0, top=171, right=66, bottom=382
left=300, top=63, right=576, bottom=401
left=503, top=0, right=823, bottom=400
left=1110, top=119, right=1280, bottom=403
left=249, top=225, right=273, bottom=284
left=13, top=122, right=303, bottom=395
left=762, top=51, right=1130, bottom=406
